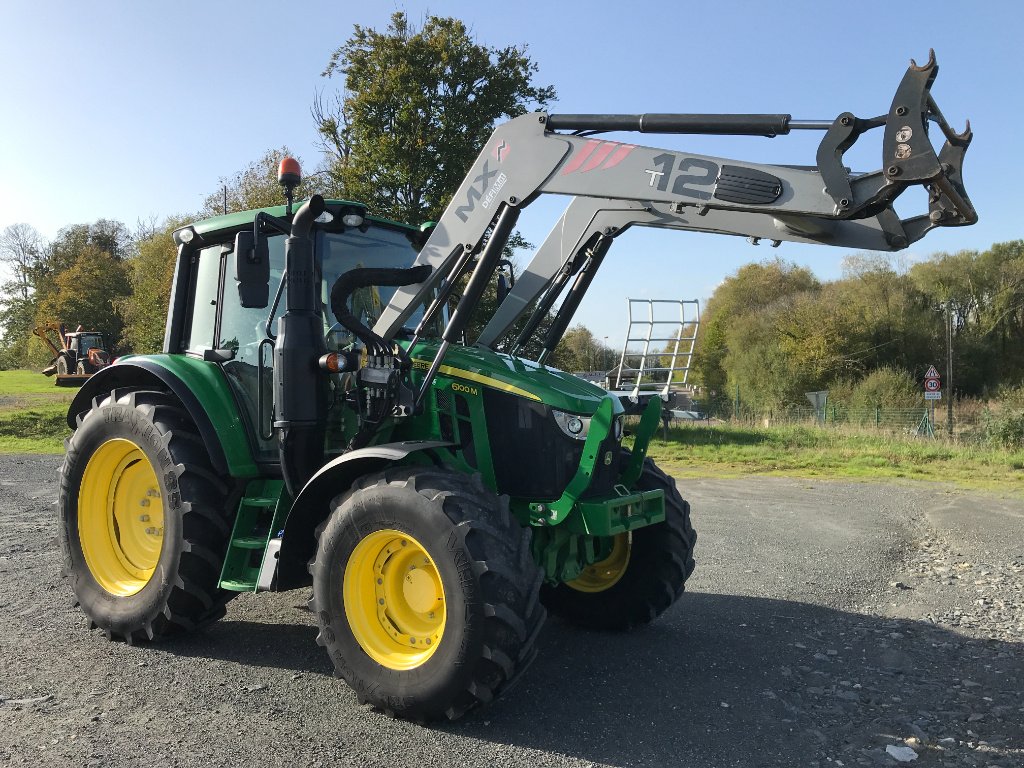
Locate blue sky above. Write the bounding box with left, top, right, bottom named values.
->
left=0, top=1, right=1019, bottom=348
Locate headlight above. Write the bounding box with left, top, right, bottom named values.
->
left=552, top=409, right=590, bottom=441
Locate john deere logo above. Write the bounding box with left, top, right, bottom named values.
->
left=603, top=451, right=613, bottom=466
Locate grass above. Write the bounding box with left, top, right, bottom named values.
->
left=0, top=370, right=74, bottom=453
left=638, top=421, right=1024, bottom=494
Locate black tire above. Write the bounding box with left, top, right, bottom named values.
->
left=56, top=355, right=68, bottom=375
left=541, top=456, right=696, bottom=630
left=309, top=467, right=545, bottom=722
left=59, top=388, right=240, bottom=642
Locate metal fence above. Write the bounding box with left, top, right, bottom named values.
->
left=731, top=406, right=934, bottom=434
left=692, top=403, right=988, bottom=438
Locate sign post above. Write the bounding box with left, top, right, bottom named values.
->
left=923, top=365, right=941, bottom=433
left=805, top=390, right=828, bottom=424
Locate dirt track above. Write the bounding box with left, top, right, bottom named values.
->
left=1, top=455, right=1022, bottom=767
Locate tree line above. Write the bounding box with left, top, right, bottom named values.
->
left=695, top=245, right=1024, bottom=413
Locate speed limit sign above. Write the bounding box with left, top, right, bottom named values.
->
left=925, top=378, right=940, bottom=392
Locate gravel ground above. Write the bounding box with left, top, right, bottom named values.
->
left=0, top=455, right=1021, bottom=767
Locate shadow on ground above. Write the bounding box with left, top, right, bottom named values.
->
left=162, top=591, right=1022, bottom=767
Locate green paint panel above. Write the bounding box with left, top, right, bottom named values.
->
left=118, top=354, right=258, bottom=477
left=621, top=397, right=663, bottom=487
left=409, top=340, right=621, bottom=417
left=571, top=489, right=665, bottom=536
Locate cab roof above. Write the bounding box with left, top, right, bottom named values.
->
left=189, top=199, right=421, bottom=237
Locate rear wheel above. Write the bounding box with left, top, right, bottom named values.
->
left=541, top=456, right=696, bottom=630
left=59, top=389, right=240, bottom=642
left=309, top=467, right=545, bottom=722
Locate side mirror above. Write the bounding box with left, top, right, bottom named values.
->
left=234, top=230, right=270, bottom=308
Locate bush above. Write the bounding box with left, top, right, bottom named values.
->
left=830, top=367, right=922, bottom=410
left=983, top=408, right=1024, bottom=449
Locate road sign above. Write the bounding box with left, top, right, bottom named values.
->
left=924, top=378, right=940, bottom=392
left=805, top=390, right=828, bottom=423
left=924, top=364, right=940, bottom=379
left=925, top=391, right=942, bottom=400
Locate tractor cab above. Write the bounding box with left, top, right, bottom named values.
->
left=166, top=192, right=438, bottom=465
left=68, top=332, right=105, bottom=359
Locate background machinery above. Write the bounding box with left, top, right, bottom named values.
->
left=33, top=323, right=111, bottom=385
left=59, top=52, right=974, bottom=721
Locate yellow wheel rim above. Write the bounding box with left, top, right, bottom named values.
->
left=78, top=438, right=164, bottom=596
left=567, top=532, right=632, bottom=593
left=343, top=529, right=445, bottom=671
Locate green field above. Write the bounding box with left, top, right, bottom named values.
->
left=0, top=370, right=75, bottom=453
left=640, top=421, right=1024, bottom=494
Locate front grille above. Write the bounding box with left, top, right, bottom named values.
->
left=483, top=389, right=619, bottom=500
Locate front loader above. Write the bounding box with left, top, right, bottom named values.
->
left=59, top=52, right=974, bottom=722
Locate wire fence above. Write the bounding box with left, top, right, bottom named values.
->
left=732, top=406, right=935, bottom=434
left=690, top=402, right=988, bottom=439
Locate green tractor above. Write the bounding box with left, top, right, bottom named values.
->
left=60, top=55, right=974, bottom=721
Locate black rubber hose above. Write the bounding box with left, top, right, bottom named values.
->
left=330, top=265, right=432, bottom=359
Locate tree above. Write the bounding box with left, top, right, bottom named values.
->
left=202, top=147, right=328, bottom=217
left=551, top=324, right=615, bottom=373
left=0, top=224, right=47, bottom=367
left=695, top=259, right=819, bottom=409
left=0, top=223, right=45, bottom=301
left=314, top=11, right=555, bottom=224
left=36, top=245, right=130, bottom=350
left=909, top=242, right=1024, bottom=396
left=118, top=218, right=186, bottom=353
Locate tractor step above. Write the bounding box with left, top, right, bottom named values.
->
left=219, top=479, right=288, bottom=592
left=231, top=536, right=268, bottom=550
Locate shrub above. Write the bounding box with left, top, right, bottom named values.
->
left=847, top=367, right=922, bottom=410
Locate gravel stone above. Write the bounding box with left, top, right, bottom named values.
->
left=2, top=459, right=1022, bottom=766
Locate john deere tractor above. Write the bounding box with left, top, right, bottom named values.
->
left=60, top=53, right=974, bottom=721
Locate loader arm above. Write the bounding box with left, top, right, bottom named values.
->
left=32, top=323, right=67, bottom=358
left=374, top=51, right=974, bottom=400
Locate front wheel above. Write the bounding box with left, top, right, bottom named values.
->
left=541, top=456, right=696, bottom=630
left=309, top=467, right=545, bottom=722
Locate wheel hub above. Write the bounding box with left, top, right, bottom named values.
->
left=78, top=438, right=164, bottom=596
left=345, top=530, right=446, bottom=670
left=567, top=531, right=632, bottom=593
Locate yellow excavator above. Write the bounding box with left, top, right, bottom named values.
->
left=32, top=323, right=111, bottom=386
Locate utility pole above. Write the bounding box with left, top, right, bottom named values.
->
left=946, top=302, right=954, bottom=437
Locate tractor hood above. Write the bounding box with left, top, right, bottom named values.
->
left=408, top=341, right=620, bottom=417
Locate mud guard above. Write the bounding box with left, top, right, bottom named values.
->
left=275, top=440, right=455, bottom=590
left=66, top=358, right=258, bottom=477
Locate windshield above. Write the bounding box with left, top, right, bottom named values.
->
left=79, top=334, right=103, bottom=353
left=317, top=225, right=433, bottom=349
